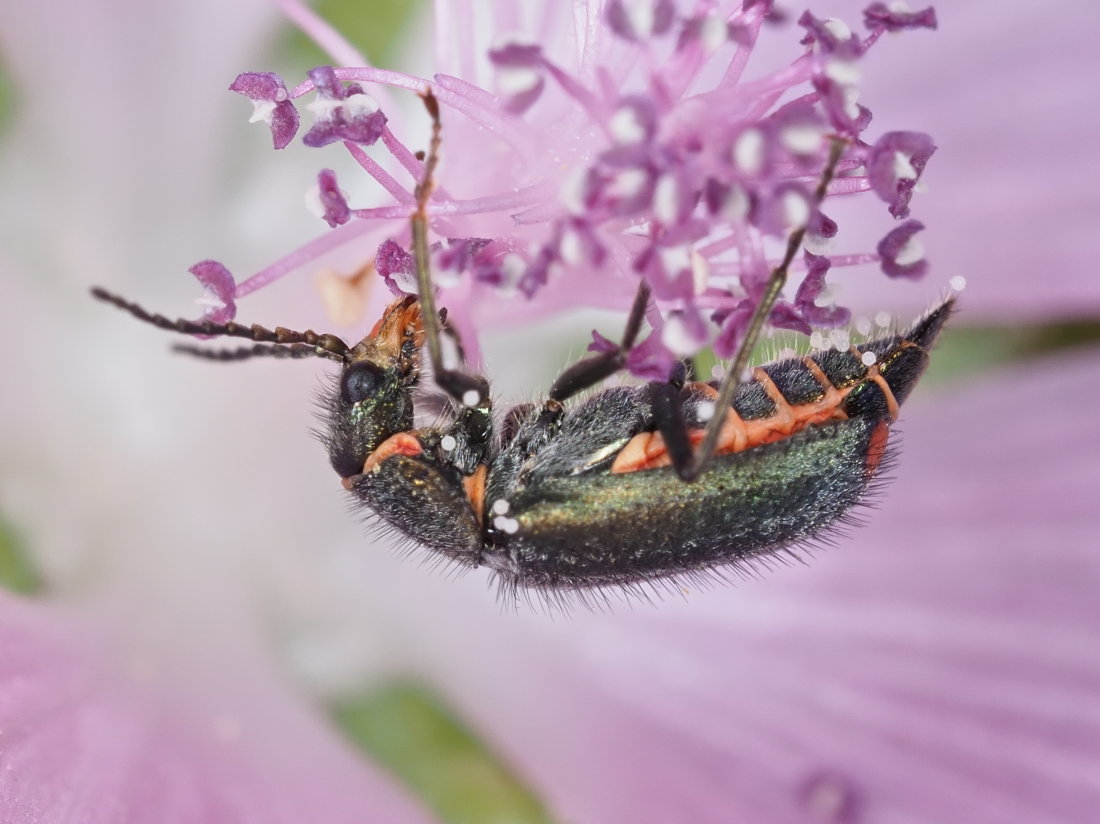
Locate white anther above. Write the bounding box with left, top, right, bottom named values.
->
left=492, top=499, right=510, bottom=515
left=653, top=174, right=681, bottom=224
left=657, top=245, right=691, bottom=278
left=306, top=97, right=342, bottom=118
left=892, top=151, right=918, bottom=181
left=610, top=105, right=647, bottom=144
left=608, top=168, right=649, bottom=201
left=824, top=59, right=861, bottom=86
left=779, top=123, right=823, bottom=156
left=813, top=284, right=839, bottom=308
left=559, top=168, right=589, bottom=215
left=341, top=91, right=380, bottom=117
left=698, top=13, right=728, bottom=53
left=498, top=252, right=527, bottom=296
left=304, top=180, right=339, bottom=220
left=195, top=293, right=226, bottom=310
left=691, top=249, right=710, bottom=295
left=893, top=237, right=925, bottom=267
left=462, top=389, right=481, bottom=407
left=718, top=183, right=750, bottom=221
left=248, top=99, right=277, bottom=124
left=822, top=17, right=852, bottom=40
left=841, top=86, right=862, bottom=120
left=440, top=435, right=457, bottom=452
left=497, top=66, right=541, bottom=96
left=492, top=515, right=520, bottom=535
left=662, top=314, right=701, bottom=357
left=619, top=0, right=657, bottom=38
left=949, top=275, right=968, bottom=292
left=733, top=128, right=765, bottom=175
left=781, top=190, right=811, bottom=228
left=804, top=230, right=834, bottom=255
left=559, top=228, right=583, bottom=264
left=861, top=351, right=878, bottom=366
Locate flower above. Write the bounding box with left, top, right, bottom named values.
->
left=205, top=0, right=942, bottom=381
left=1, top=0, right=1099, bottom=822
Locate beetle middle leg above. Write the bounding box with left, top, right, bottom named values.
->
left=676, top=137, right=849, bottom=481
left=545, top=280, right=652, bottom=403
left=566, top=137, right=850, bottom=483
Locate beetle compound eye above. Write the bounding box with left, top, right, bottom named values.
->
left=341, top=362, right=384, bottom=404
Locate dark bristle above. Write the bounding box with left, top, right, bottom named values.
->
left=761, top=361, right=827, bottom=406
left=906, top=296, right=956, bottom=350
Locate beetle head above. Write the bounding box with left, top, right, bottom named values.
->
left=325, top=295, right=425, bottom=479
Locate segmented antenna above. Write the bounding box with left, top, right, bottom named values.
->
left=90, top=286, right=350, bottom=363
left=172, top=343, right=326, bottom=361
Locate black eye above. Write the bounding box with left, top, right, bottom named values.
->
left=341, top=362, right=384, bottom=404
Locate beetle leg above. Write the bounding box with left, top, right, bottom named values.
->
left=681, top=136, right=849, bottom=481
left=646, top=382, right=694, bottom=477
left=347, top=451, right=484, bottom=567
left=408, top=91, right=491, bottom=413
left=546, top=280, right=652, bottom=403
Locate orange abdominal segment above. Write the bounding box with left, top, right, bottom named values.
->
left=362, top=432, right=424, bottom=474
left=610, top=362, right=864, bottom=475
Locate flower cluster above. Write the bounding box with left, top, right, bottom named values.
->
left=205, top=0, right=937, bottom=381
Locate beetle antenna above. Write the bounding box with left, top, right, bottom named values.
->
left=684, top=136, right=848, bottom=480
left=172, top=342, right=344, bottom=362
left=409, top=91, right=489, bottom=407
left=90, top=286, right=351, bottom=362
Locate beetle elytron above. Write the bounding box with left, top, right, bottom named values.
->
left=92, top=93, right=951, bottom=602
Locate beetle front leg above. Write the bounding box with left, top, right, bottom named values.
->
left=348, top=451, right=485, bottom=566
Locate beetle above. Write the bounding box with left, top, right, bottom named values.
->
left=91, top=92, right=952, bottom=605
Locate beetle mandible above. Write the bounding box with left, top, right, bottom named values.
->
left=92, top=92, right=952, bottom=604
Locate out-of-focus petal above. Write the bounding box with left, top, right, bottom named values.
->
left=830, top=1, right=1100, bottom=319
left=427, top=352, right=1100, bottom=824
left=0, top=593, right=435, bottom=824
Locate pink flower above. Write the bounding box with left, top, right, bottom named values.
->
left=1, top=0, right=1098, bottom=822
left=205, top=0, right=943, bottom=376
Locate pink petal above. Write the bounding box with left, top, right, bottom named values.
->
left=437, top=351, right=1100, bottom=823
left=0, top=595, right=435, bottom=824
left=830, top=1, right=1100, bottom=320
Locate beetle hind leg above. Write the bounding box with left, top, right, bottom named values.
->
left=546, top=280, right=653, bottom=403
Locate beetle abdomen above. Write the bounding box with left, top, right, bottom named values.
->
left=485, top=416, right=885, bottom=591
left=611, top=298, right=954, bottom=475
left=486, top=299, right=953, bottom=592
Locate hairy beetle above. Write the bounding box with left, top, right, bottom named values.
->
left=92, top=92, right=952, bottom=604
